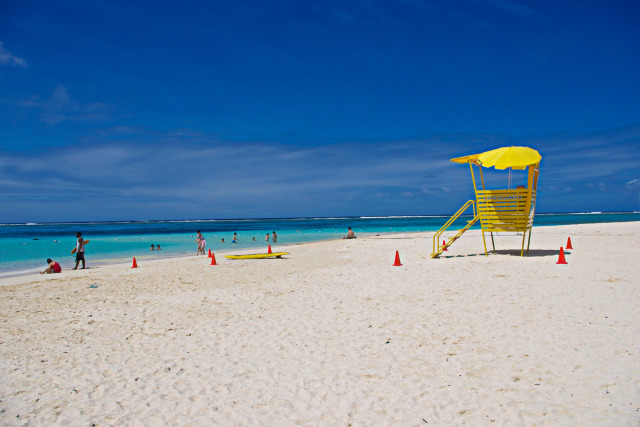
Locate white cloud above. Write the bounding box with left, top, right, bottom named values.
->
left=2, top=123, right=639, bottom=221
left=626, top=179, right=640, bottom=189
left=0, top=140, right=450, bottom=202
left=0, top=42, right=27, bottom=67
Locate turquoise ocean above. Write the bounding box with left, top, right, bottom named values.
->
left=1, top=212, right=638, bottom=277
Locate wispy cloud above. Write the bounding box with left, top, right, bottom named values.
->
left=17, top=85, right=109, bottom=124
left=1, top=123, right=639, bottom=221
left=0, top=42, right=27, bottom=67
left=626, top=179, right=640, bottom=189
left=0, top=137, right=457, bottom=220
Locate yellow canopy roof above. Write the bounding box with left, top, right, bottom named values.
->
left=450, top=153, right=481, bottom=165
left=450, top=146, right=541, bottom=170
left=478, top=146, right=541, bottom=170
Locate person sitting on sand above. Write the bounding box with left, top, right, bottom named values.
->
left=150, top=244, right=155, bottom=251
left=343, top=227, right=356, bottom=239
left=41, top=258, right=61, bottom=274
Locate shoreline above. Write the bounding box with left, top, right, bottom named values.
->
left=0, top=230, right=397, bottom=284
left=1, top=219, right=637, bottom=285
left=3, top=213, right=639, bottom=278
left=0, top=221, right=635, bottom=287
left=0, top=236, right=343, bottom=285
left=1, top=221, right=639, bottom=424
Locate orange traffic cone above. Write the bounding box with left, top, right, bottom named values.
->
left=210, top=253, right=217, bottom=265
left=131, top=257, right=138, bottom=268
left=267, top=244, right=272, bottom=254
left=442, top=240, right=448, bottom=251
left=208, top=248, right=212, bottom=258
left=393, top=251, right=403, bottom=266
left=566, top=237, right=573, bottom=250
left=556, top=247, right=568, bottom=264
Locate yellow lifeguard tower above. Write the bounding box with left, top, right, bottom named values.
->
left=432, top=146, right=541, bottom=258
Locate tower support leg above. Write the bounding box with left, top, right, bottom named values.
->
left=481, top=230, right=488, bottom=256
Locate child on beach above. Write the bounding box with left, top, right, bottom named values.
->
left=194, top=230, right=207, bottom=255
left=40, top=258, right=61, bottom=274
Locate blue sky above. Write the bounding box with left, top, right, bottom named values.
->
left=1, top=0, right=639, bottom=222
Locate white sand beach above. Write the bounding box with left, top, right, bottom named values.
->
left=1, top=222, right=639, bottom=425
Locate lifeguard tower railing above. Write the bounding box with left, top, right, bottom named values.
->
left=431, top=199, right=478, bottom=258
left=431, top=147, right=540, bottom=258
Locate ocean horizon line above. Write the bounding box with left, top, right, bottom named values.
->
left=2, top=210, right=639, bottom=226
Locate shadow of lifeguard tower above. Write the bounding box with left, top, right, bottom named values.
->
left=432, top=146, right=541, bottom=258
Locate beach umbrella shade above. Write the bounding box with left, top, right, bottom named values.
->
left=477, top=146, right=541, bottom=170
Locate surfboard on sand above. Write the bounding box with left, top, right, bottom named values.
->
left=224, top=252, right=288, bottom=260
left=70, top=240, right=90, bottom=255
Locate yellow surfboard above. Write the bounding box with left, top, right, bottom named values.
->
left=70, top=240, right=90, bottom=255
left=224, top=252, right=288, bottom=259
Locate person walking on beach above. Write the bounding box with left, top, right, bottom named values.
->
left=272, top=231, right=277, bottom=243
left=40, top=258, right=61, bottom=274
left=72, top=232, right=86, bottom=270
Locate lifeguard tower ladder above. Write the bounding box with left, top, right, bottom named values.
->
left=431, top=146, right=541, bottom=258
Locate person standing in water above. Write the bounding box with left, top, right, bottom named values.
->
left=265, top=233, right=269, bottom=242
left=199, top=234, right=206, bottom=255
left=72, top=232, right=86, bottom=270
left=272, top=231, right=277, bottom=243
